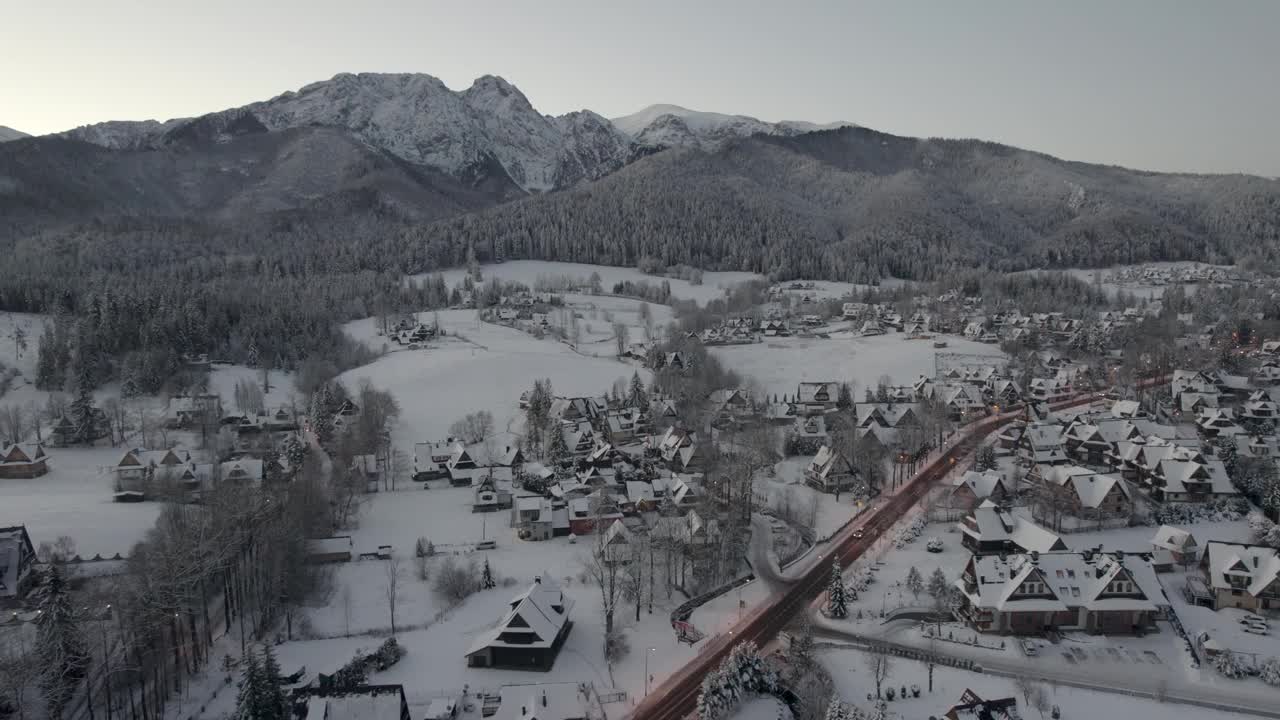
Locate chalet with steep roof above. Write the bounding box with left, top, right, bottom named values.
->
left=466, top=577, right=574, bottom=670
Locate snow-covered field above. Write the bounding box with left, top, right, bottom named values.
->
left=342, top=310, right=649, bottom=451
left=412, top=261, right=763, bottom=305
left=0, top=445, right=160, bottom=557
left=711, top=334, right=1006, bottom=397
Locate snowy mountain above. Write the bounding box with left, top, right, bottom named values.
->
left=611, top=104, right=855, bottom=151
left=62, top=73, right=635, bottom=193
left=0, top=125, right=29, bottom=142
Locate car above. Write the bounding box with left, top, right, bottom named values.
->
left=852, top=529, right=865, bottom=539
left=1020, top=639, right=1037, bottom=656
left=1243, top=626, right=1270, bottom=636
left=926, top=537, right=944, bottom=553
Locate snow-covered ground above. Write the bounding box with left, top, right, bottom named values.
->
left=0, top=445, right=160, bottom=557
left=820, top=646, right=1262, bottom=719
left=411, top=261, right=763, bottom=305
left=765, top=458, right=860, bottom=540
left=711, top=333, right=1006, bottom=398
left=726, top=696, right=791, bottom=720
left=341, top=310, right=649, bottom=452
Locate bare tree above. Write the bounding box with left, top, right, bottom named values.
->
left=234, top=379, right=265, bottom=415
left=0, top=632, right=37, bottom=720
left=582, top=517, right=625, bottom=650
left=1030, top=685, right=1051, bottom=720
left=865, top=648, right=894, bottom=699
left=0, top=403, right=25, bottom=445
left=432, top=557, right=477, bottom=607
left=384, top=556, right=403, bottom=635
left=341, top=586, right=353, bottom=637
left=1013, top=675, right=1036, bottom=707
left=613, top=322, right=630, bottom=357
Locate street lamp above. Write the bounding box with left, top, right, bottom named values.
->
left=645, top=647, right=656, bottom=696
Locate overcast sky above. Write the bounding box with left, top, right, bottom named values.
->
left=3, top=0, right=1277, bottom=175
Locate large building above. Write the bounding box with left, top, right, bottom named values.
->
left=466, top=577, right=574, bottom=670
left=1197, top=541, right=1280, bottom=612
left=955, top=549, right=1164, bottom=635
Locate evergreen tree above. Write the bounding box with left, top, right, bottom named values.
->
left=629, top=371, right=649, bottom=411
left=546, top=425, right=570, bottom=465
left=926, top=568, right=950, bottom=602
left=827, top=561, right=849, bottom=619
left=35, top=566, right=89, bottom=720
left=309, top=384, right=335, bottom=447
left=974, top=445, right=997, bottom=472
left=235, top=650, right=263, bottom=720
left=905, top=566, right=924, bottom=600
left=481, top=557, right=496, bottom=590
left=67, top=347, right=99, bottom=445
left=837, top=382, right=853, bottom=410
left=259, top=645, right=288, bottom=720
left=282, top=433, right=308, bottom=474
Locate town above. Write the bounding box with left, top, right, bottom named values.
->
left=2, top=259, right=1279, bottom=720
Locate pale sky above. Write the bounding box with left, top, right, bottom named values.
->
left=3, top=0, right=1278, bottom=176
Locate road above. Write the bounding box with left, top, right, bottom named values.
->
left=628, top=384, right=1166, bottom=720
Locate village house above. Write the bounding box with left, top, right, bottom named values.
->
left=49, top=408, right=110, bottom=447
left=935, top=383, right=986, bottom=419
left=466, top=576, right=574, bottom=670
left=448, top=443, right=480, bottom=486
left=163, top=394, right=223, bottom=429
left=487, top=683, right=590, bottom=720
left=1017, top=422, right=1068, bottom=466
left=1028, top=377, right=1072, bottom=403
left=958, top=503, right=1066, bottom=556
left=294, top=684, right=411, bottom=720
left=1195, top=541, right=1280, bottom=612
left=111, top=447, right=192, bottom=495
left=1151, top=457, right=1236, bottom=503
left=473, top=473, right=514, bottom=513
left=1028, top=464, right=1134, bottom=527
left=948, top=470, right=1010, bottom=510
left=804, top=445, right=859, bottom=494
left=0, top=443, right=49, bottom=479
left=513, top=496, right=557, bottom=541
left=413, top=439, right=457, bottom=481
left=853, top=402, right=920, bottom=429
left=1150, top=525, right=1199, bottom=571
left=0, top=525, right=37, bottom=601
left=795, top=381, right=840, bottom=415
left=955, top=549, right=1163, bottom=635
left=707, top=388, right=755, bottom=427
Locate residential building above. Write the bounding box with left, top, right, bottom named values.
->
left=1198, top=541, right=1280, bottom=612
left=295, top=684, right=411, bottom=720
left=488, top=684, right=590, bottom=720
left=1028, top=464, right=1133, bottom=527
left=0, top=443, right=49, bottom=479
left=958, top=503, right=1066, bottom=556
left=1150, top=526, right=1198, bottom=571
left=949, top=471, right=1010, bottom=510
left=804, top=445, right=858, bottom=494
left=466, top=577, right=574, bottom=670
left=955, top=550, right=1163, bottom=635
left=0, top=525, right=37, bottom=600
left=795, top=382, right=840, bottom=415
left=413, top=439, right=456, bottom=481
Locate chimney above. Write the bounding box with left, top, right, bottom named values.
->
left=542, top=691, right=548, bottom=708
left=534, top=576, right=542, bottom=584
left=1254, top=556, right=1260, bottom=569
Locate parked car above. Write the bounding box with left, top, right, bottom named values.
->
left=926, top=537, right=944, bottom=553
left=1243, top=626, right=1270, bottom=636
left=1020, top=639, right=1037, bottom=656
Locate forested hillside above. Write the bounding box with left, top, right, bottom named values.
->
left=424, top=127, right=1280, bottom=283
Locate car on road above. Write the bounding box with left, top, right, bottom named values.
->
left=1244, top=625, right=1270, bottom=636
left=1020, top=639, right=1037, bottom=656
left=852, top=529, right=864, bottom=539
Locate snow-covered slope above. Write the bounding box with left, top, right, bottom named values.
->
left=62, top=73, right=634, bottom=193
left=0, top=125, right=29, bottom=142
left=612, top=103, right=855, bottom=150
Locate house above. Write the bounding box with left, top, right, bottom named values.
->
left=473, top=473, right=513, bottom=513
left=306, top=536, right=353, bottom=564
left=604, top=409, right=648, bottom=444
left=49, top=408, right=110, bottom=447
left=707, top=389, right=755, bottom=426
left=514, top=496, right=557, bottom=541
left=1199, top=541, right=1280, bottom=612
left=112, top=447, right=191, bottom=494
left=1017, top=423, right=1068, bottom=465
left=413, top=439, right=457, bottom=481
left=220, top=458, right=266, bottom=484
left=1029, top=377, right=1072, bottom=403
left=943, top=689, right=1019, bottom=720
left=949, top=471, right=1010, bottom=509
left=795, top=382, right=840, bottom=415
left=804, top=445, right=859, bottom=494
left=294, top=684, right=411, bottom=720
left=958, top=503, right=1066, bottom=556
left=1150, top=526, right=1198, bottom=571
left=566, top=496, right=623, bottom=536
left=0, top=443, right=49, bottom=479
left=936, top=383, right=986, bottom=419
left=0, top=525, right=37, bottom=600
left=1151, top=458, right=1235, bottom=503
left=1030, top=464, right=1133, bottom=524
left=854, top=402, right=920, bottom=429
left=955, top=550, right=1163, bottom=635
left=488, top=683, right=590, bottom=720
left=466, top=577, right=574, bottom=670
left=448, top=443, right=480, bottom=486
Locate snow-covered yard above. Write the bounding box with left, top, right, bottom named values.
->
left=820, top=646, right=1263, bottom=719
left=710, top=334, right=1006, bottom=397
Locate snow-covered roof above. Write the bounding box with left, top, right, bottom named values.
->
left=952, top=471, right=1005, bottom=501
left=303, top=687, right=407, bottom=720
left=1203, top=541, right=1280, bottom=597
left=1150, top=525, right=1197, bottom=554
left=796, top=381, right=839, bottom=404
left=490, top=683, right=590, bottom=720
left=468, top=577, right=573, bottom=656
left=959, top=551, right=1161, bottom=615
left=1037, top=464, right=1129, bottom=509
left=960, top=505, right=1063, bottom=554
